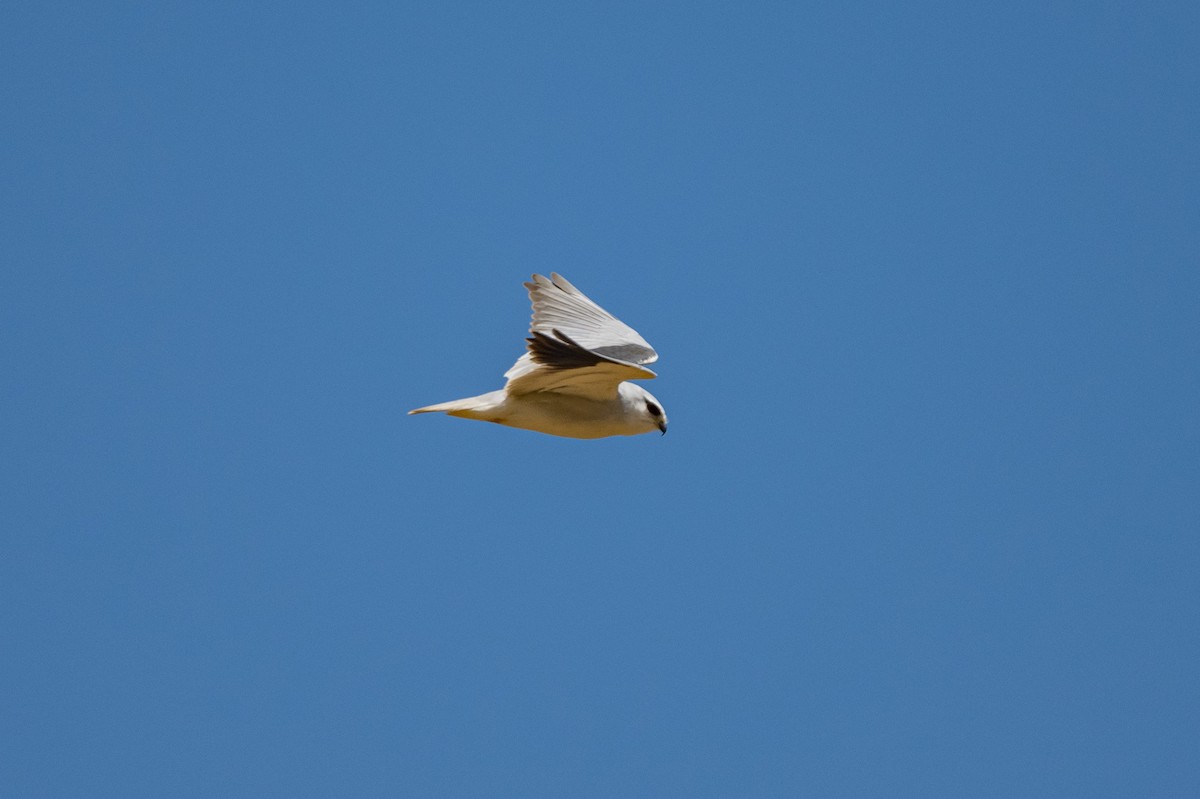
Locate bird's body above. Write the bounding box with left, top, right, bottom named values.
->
left=413, top=382, right=658, bottom=439
left=410, top=273, right=667, bottom=439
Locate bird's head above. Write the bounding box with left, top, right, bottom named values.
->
left=622, top=383, right=668, bottom=435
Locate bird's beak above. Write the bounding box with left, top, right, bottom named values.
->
left=658, top=421, right=668, bottom=435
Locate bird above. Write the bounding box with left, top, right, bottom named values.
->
left=409, top=273, right=668, bottom=439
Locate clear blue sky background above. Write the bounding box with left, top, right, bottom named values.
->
left=3, top=3, right=1197, bottom=797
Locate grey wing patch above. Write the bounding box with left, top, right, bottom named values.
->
left=526, top=329, right=606, bottom=370
left=591, top=343, right=657, bottom=365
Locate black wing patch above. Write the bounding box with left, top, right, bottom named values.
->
left=526, top=329, right=606, bottom=371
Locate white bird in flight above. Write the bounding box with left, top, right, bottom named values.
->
left=409, top=273, right=668, bottom=439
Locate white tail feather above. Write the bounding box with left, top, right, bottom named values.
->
left=408, top=391, right=503, bottom=419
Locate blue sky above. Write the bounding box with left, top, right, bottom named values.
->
left=3, top=2, right=1198, bottom=796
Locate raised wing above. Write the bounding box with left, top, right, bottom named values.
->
left=524, top=273, right=657, bottom=366
left=503, top=274, right=658, bottom=400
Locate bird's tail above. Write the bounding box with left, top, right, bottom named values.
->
left=408, top=391, right=502, bottom=419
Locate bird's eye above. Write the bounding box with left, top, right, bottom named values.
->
left=646, top=402, right=661, bottom=417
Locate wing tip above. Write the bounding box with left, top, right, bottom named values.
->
left=525, top=272, right=576, bottom=295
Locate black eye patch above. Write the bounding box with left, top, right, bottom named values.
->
left=646, top=402, right=661, bottom=417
